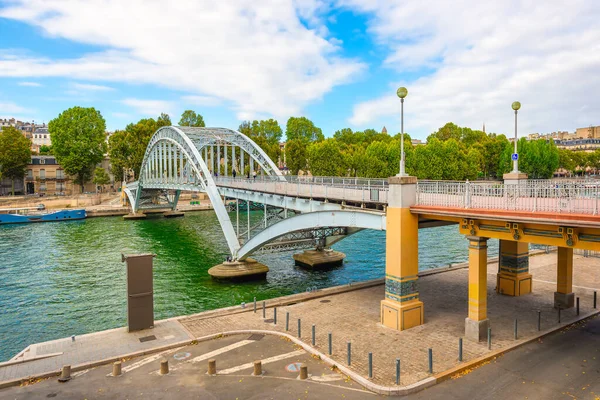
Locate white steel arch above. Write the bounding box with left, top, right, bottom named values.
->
left=236, top=210, right=387, bottom=260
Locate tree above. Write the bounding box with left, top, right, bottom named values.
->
left=285, top=117, right=324, bottom=143
left=49, top=107, right=107, bottom=193
left=307, top=139, right=346, bottom=176
left=157, top=113, right=172, bottom=126
left=285, top=139, right=307, bottom=174
left=0, top=126, right=31, bottom=195
left=39, top=145, right=53, bottom=155
left=179, top=110, right=205, bottom=127
left=107, top=130, right=129, bottom=182
left=238, top=119, right=283, bottom=162
left=93, top=167, right=110, bottom=192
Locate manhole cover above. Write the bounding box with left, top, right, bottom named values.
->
left=248, top=334, right=265, bottom=341
left=263, top=318, right=274, bottom=323
left=320, top=300, right=331, bottom=303
left=139, top=335, right=157, bottom=343
left=286, top=362, right=303, bottom=372
left=173, top=352, right=191, bottom=360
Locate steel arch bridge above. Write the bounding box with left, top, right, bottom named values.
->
left=124, top=126, right=386, bottom=259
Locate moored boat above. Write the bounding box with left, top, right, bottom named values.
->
left=0, top=206, right=86, bottom=225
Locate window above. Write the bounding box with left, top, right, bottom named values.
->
left=27, top=169, right=33, bottom=179
left=40, top=182, right=46, bottom=191
left=39, top=169, right=45, bottom=179
left=39, top=159, right=45, bottom=165
left=56, top=182, right=65, bottom=192
left=56, top=169, right=65, bottom=179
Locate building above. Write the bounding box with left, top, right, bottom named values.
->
left=554, top=138, right=600, bottom=152
left=32, top=125, right=51, bottom=147
left=575, top=125, right=600, bottom=139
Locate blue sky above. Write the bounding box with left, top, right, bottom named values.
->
left=1, top=1, right=600, bottom=140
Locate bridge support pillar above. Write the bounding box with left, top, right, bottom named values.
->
left=496, top=240, right=532, bottom=296
left=554, top=247, right=574, bottom=309
left=381, top=176, right=423, bottom=331
left=465, top=236, right=490, bottom=342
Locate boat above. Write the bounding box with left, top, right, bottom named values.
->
left=0, top=205, right=86, bottom=225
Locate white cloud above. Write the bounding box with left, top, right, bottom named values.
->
left=71, top=82, right=114, bottom=91
left=18, top=81, right=42, bottom=87
left=344, top=0, right=600, bottom=138
left=0, top=1, right=364, bottom=120
left=111, top=112, right=131, bottom=119
left=0, top=101, right=28, bottom=114
left=121, top=98, right=175, bottom=117
left=181, top=95, right=222, bottom=107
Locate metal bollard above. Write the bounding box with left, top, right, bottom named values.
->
left=537, top=310, right=541, bottom=331
left=298, top=319, right=301, bottom=338
left=208, top=359, right=217, bottom=375
left=395, top=358, right=400, bottom=385
left=458, top=338, right=463, bottom=362
left=286, top=312, right=290, bottom=331
left=58, top=365, right=71, bottom=382
left=347, top=342, right=352, bottom=366
left=160, top=359, right=169, bottom=375
left=262, top=301, right=266, bottom=318
left=595, top=291, right=597, bottom=309
left=428, top=348, right=433, bottom=374
left=368, top=352, right=373, bottom=379
left=299, top=364, right=308, bottom=380
left=514, top=319, right=518, bottom=340
left=487, top=327, right=492, bottom=350
left=312, top=325, right=316, bottom=346
left=274, top=308, right=277, bottom=325
left=328, top=333, right=332, bottom=355
left=558, top=308, right=561, bottom=324
left=112, top=361, right=122, bottom=377
left=253, top=360, right=262, bottom=376
left=577, top=297, right=580, bottom=316
left=254, top=297, right=257, bottom=313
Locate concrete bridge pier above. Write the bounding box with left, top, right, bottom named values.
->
left=496, top=240, right=532, bottom=296
left=208, top=258, right=269, bottom=281
left=380, top=176, right=424, bottom=331
left=554, top=247, right=574, bottom=309
left=293, top=249, right=345, bottom=269
left=465, top=236, right=490, bottom=342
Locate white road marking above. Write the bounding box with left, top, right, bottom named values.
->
left=116, top=346, right=185, bottom=376
left=72, top=369, right=90, bottom=378
left=218, top=349, right=305, bottom=375
left=310, top=374, right=343, bottom=382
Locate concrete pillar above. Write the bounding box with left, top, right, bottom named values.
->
left=497, top=240, right=532, bottom=296
left=554, top=247, right=574, bottom=309
left=465, top=236, right=490, bottom=342
left=380, top=176, right=424, bottom=331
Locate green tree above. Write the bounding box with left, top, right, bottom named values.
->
left=178, top=110, right=205, bottom=127
left=157, top=113, right=172, bottom=126
left=558, top=149, right=575, bottom=174
left=285, top=117, right=324, bottom=143
left=108, top=130, right=129, bottom=182
left=39, top=145, right=53, bottom=155
left=238, top=119, right=283, bottom=162
left=49, top=107, right=107, bottom=193
left=307, top=139, right=346, bottom=176
left=93, top=167, right=110, bottom=192
left=0, top=126, right=31, bottom=195
left=285, top=139, right=307, bottom=174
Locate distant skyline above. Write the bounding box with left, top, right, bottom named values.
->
left=1, top=1, right=600, bottom=139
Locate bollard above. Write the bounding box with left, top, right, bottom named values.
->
left=558, top=308, right=561, bottom=323
left=428, top=348, right=433, bottom=374
left=274, top=308, right=277, bottom=325
left=312, top=325, right=316, bottom=346
left=514, top=319, right=518, bottom=340
left=595, top=291, right=597, bottom=309
left=328, top=333, right=332, bottom=355
left=395, top=358, right=400, bottom=385
left=58, top=365, right=71, bottom=382
left=298, top=319, right=302, bottom=338
left=487, top=327, right=492, bottom=350
left=368, top=352, right=373, bottom=379
left=577, top=297, right=580, bottom=316
left=254, top=297, right=257, bottom=313
left=458, top=338, right=463, bottom=362
left=347, top=342, right=352, bottom=366
left=538, top=310, right=541, bottom=331
left=286, top=312, right=289, bottom=331
left=112, top=361, right=122, bottom=377
left=160, top=359, right=169, bottom=375
left=71, top=335, right=75, bottom=342
left=208, top=359, right=217, bottom=375
left=253, top=360, right=262, bottom=376
left=262, top=301, right=266, bottom=318
left=299, top=364, right=308, bottom=380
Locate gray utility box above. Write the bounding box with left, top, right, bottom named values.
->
left=122, top=253, right=156, bottom=332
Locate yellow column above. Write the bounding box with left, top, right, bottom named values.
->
left=381, top=176, right=423, bottom=331
left=497, top=240, right=532, bottom=296
left=465, top=236, right=489, bottom=342
left=554, top=247, right=574, bottom=309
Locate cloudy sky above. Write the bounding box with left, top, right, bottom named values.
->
left=1, top=0, right=599, bottom=139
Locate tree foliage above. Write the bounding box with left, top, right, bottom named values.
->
left=286, top=117, right=324, bottom=143
left=238, top=119, right=283, bottom=162
left=93, top=167, right=110, bottom=187
left=285, top=139, right=307, bottom=174
left=178, top=110, right=205, bottom=127
left=49, top=107, right=107, bottom=192
left=0, top=126, right=31, bottom=195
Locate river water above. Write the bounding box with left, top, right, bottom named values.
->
left=0, top=211, right=499, bottom=361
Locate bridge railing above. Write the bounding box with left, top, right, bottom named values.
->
left=214, top=176, right=388, bottom=204
left=416, top=180, right=600, bottom=215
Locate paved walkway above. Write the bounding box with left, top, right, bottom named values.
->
left=180, top=252, right=600, bottom=387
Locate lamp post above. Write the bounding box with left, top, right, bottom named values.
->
left=511, top=101, right=521, bottom=173
left=396, top=87, right=408, bottom=176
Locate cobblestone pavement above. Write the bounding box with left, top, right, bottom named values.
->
left=180, top=253, right=600, bottom=387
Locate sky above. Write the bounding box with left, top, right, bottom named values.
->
left=1, top=0, right=599, bottom=140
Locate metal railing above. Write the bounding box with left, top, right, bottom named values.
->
left=214, top=175, right=389, bottom=204
left=416, top=180, right=599, bottom=215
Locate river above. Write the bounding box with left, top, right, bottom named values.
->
left=0, top=210, right=499, bottom=361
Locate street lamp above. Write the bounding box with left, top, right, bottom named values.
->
left=511, top=101, right=521, bottom=173
left=397, top=87, right=408, bottom=176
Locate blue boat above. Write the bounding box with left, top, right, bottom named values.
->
left=0, top=207, right=86, bottom=225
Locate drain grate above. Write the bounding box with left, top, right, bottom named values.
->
left=248, top=334, right=265, bottom=341
left=139, top=335, right=157, bottom=343
left=46, top=394, right=58, bottom=398
left=263, top=318, right=274, bottom=323
left=320, top=300, right=331, bottom=303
